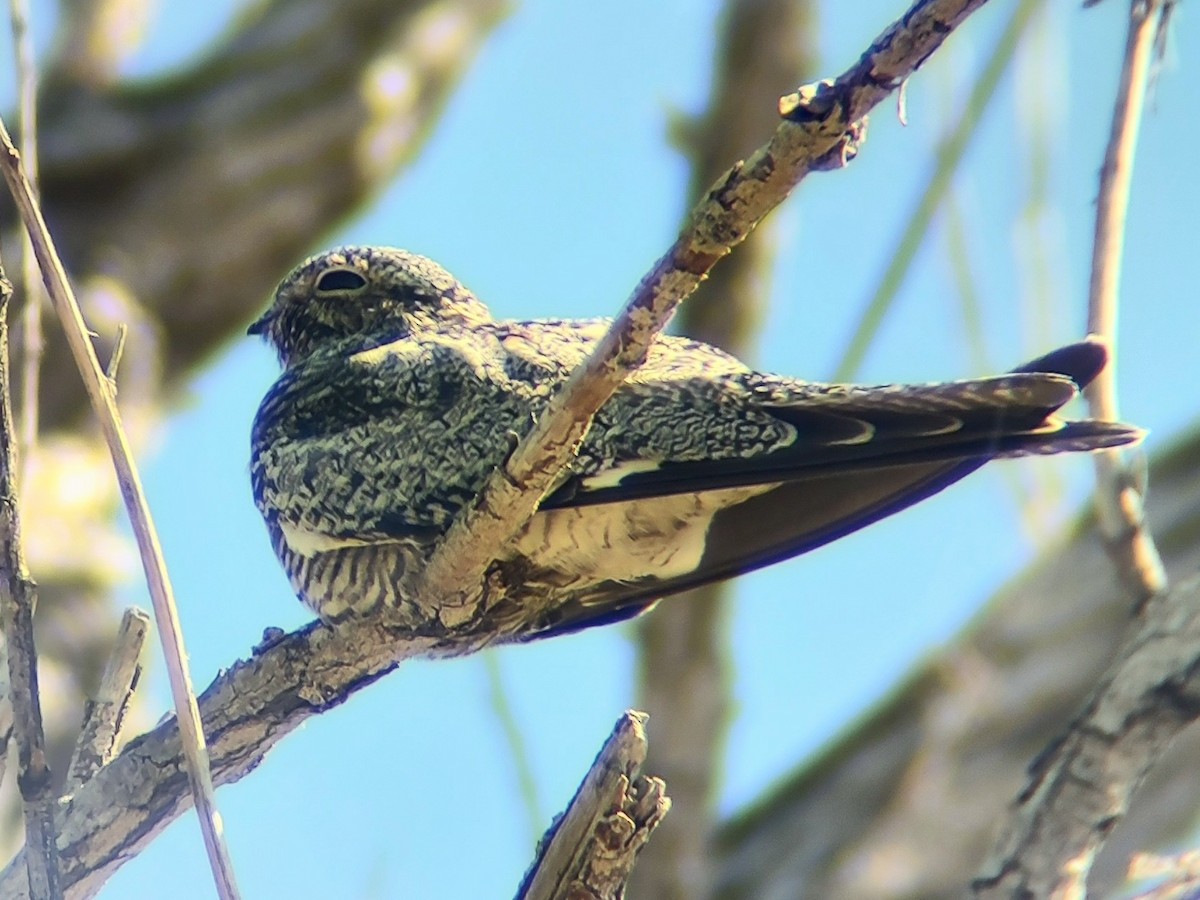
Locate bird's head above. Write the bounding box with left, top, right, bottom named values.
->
left=248, top=246, right=492, bottom=367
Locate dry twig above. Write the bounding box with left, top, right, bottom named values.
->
left=0, top=118, right=242, bottom=899
left=0, top=268, right=60, bottom=900
left=518, top=711, right=669, bottom=900
left=1084, top=0, right=1169, bottom=604
left=64, top=608, right=149, bottom=791
left=974, top=1, right=1174, bottom=894
left=8, top=0, right=45, bottom=481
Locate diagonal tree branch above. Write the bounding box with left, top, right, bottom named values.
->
left=412, top=0, right=995, bottom=624
left=0, top=1, right=1005, bottom=895
left=0, top=619, right=431, bottom=899
left=973, top=575, right=1200, bottom=897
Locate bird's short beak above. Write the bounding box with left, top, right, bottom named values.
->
left=247, top=310, right=271, bottom=337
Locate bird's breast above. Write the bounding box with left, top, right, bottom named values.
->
left=270, top=486, right=772, bottom=640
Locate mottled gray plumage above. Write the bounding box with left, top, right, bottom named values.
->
left=249, top=245, right=1140, bottom=646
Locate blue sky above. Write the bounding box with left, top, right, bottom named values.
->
left=6, top=1, right=1199, bottom=897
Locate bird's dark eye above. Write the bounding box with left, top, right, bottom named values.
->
left=315, top=268, right=368, bottom=293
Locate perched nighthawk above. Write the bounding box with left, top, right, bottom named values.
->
left=249, top=246, right=1140, bottom=647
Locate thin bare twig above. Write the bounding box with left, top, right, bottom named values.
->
left=9, top=0, right=45, bottom=487
left=0, top=118, right=242, bottom=900
left=413, top=0, right=993, bottom=622
left=0, top=270, right=61, bottom=900
left=974, top=3, right=1174, bottom=893
left=517, top=711, right=670, bottom=900
left=1084, top=0, right=1168, bottom=605
left=65, top=608, right=149, bottom=791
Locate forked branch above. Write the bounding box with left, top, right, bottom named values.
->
left=412, top=0, right=992, bottom=619
left=0, top=1, right=997, bottom=895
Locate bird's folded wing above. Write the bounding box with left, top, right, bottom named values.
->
left=542, top=341, right=1139, bottom=510
left=259, top=339, right=1138, bottom=563
left=511, top=340, right=1143, bottom=640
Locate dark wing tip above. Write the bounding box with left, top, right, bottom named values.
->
left=1015, top=336, right=1109, bottom=388
left=1027, top=420, right=1146, bottom=455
